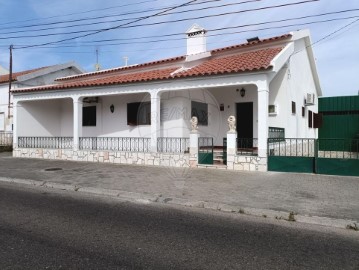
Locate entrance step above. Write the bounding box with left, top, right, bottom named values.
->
left=197, top=164, right=227, bottom=169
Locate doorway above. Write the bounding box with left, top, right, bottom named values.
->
left=236, top=102, right=253, bottom=148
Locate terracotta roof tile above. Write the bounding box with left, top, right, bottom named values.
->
left=14, top=67, right=180, bottom=93
left=174, top=47, right=282, bottom=78
left=211, top=34, right=291, bottom=54
left=13, top=34, right=290, bottom=93
left=0, top=66, right=49, bottom=84
left=56, top=56, right=185, bottom=82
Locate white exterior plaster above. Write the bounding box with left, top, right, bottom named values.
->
left=268, top=38, right=319, bottom=138
left=0, top=66, right=83, bottom=132
left=11, top=30, right=322, bottom=171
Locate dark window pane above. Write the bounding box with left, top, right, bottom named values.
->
left=83, top=106, right=96, bottom=126
left=308, top=110, right=313, bottom=128
left=127, top=102, right=151, bottom=126
left=302, top=106, right=305, bottom=117
left=313, top=113, right=323, bottom=128
left=292, top=101, right=296, bottom=114
left=191, top=101, right=208, bottom=126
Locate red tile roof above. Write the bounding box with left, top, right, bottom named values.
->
left=13, top=34, right=292, bottom=93
left=56, top=56, right=185, bottom=82
left=56, top=34, right=291, bottom=82
left=0, top=66, right=49, bottom=84
left=174, top=47, right=282, bottom=78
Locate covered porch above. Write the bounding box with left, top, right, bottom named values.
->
left=12, top=74, right=270, bottom=171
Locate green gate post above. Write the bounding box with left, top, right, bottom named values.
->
left=314, top=139, right=318, bottom=174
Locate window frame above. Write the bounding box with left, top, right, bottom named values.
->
left=191, top=101, right=208, bottom=126
left=127, top=102, right=151, bottom=126
left=82, top=105, right=97, bottom=127
left=291, top=101, right=296, bottom=114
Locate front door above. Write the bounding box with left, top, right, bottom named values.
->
left=236, top=102, right=253, bottom=148
left=236, top=102, right=253, bottom=138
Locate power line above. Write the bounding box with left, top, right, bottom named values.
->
left=14, top=14, right=359, bottom=54
left=0, top=0, right=263, bottom=35
left=0, top=0, right=222, bottom=32
left=14, top=0, right=199, bottom=49
left=0, top=0, right=163, bottom=27
left=8, top=0, right=318, bottom=43
left=12, top=9, right=359, bottom=49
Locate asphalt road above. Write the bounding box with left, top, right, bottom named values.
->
left=0, top=182, right=358, bottom=270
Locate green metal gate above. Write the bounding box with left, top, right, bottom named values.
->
left=223, top=138, right=227, bottom=165
left=316, top=139, right=359, bottom=176
left=268, top=138, right=359, bottom=176
left=198, top=137, right=213, bottom=165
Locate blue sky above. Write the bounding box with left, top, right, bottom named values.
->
left=0, top=0, right=358, bottom=97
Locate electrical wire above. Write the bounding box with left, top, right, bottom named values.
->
left=7, top=0, right=318, bottom=42
left=13, top=0, right=199, bottom=49
left=0, top=0, right=164, bottom=27
left=13, top=14, right=359, bottom=54
left=0, top=0, right=223, bottom=32
left=12, top=9, right=359, bottom=49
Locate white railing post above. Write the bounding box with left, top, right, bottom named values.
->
left=73, top=96, right=83, bottom=151
left=226, top=115, right=237, bottom=170
left=257, top=87, right=269, bottom=171
left=150, top=92, right=160, bottom=153
left=189, top=116, right=199, bottom=167
left=12, top=101, right=18, bottom=149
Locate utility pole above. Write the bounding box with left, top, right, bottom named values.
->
left=8, top=45, right=13, bottom=119
left=95, top=48, right=101, bottom=71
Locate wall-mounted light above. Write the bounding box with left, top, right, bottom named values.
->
left=240, top=88, right=246, bottom=97
left=110, top=104, right=114, bottom=113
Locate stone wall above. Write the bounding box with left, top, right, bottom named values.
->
left=225, top=153, right=267, bottom=172
left=13, top=148, right=191, bottom=168
left=13, top=148, right=268, bottom=171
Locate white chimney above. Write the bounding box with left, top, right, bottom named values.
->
left=186, top=24, right=207, bottom=56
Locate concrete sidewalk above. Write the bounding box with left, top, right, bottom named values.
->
left=0, top=152, right=358, bottom=230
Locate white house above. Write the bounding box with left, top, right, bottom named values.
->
left=0, top=62, right=84, bottom=131
left=11, top=25, right=321, bottom=171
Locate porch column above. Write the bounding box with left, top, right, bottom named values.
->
left=12, top=101, right=19, bottom=149
left=73, top=97, right=83, bottom=151
left=150, top=92, right=160, bottom=152
left=257, top=87, right=269, bottom=170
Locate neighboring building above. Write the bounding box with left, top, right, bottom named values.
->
left=0, top=65, right=8, bottom=75
left=0, top=62, right=84, bottom=131
left=319, top=95, right=359, bottom=141
left=11, top=25, right=321, bottom=171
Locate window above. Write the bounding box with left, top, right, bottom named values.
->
left=302, top=106, right=305, bottom=117
left=291, top=101, right=296, bottom=114
left=191, top=101, right=208, bottom=126
left=268, top=105, right=278, bottom=115
left=83, top=106, right=96, bottom=126
left=127, top=102, right=151, bottom=125
left=313, top=113, right=323, bottom=128
left=308, top=110, right=313, bottom=128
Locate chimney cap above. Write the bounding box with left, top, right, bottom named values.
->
left=246, top=37, right=260, bottom=43
left=186, top=23, right=206, bottom=35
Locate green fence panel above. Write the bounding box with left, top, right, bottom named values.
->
left=198, top=152, right=214, bottom=165
left=316, top=158, right=359, bottom=177
left=268, top=156, right=315, bottom=173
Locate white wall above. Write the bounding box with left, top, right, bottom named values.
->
left=268, top=38, right=318, bottom=138
left=209, top=85, right=258, bottom=145
left=79, top=88, right=256, bottom=146
left=18, top=99, right=72, bottom=136
left=0, top=68, right=80, bottom=132
left=87, top=93, right=152, bottom=138
left=0, top=84, right=10, bottom=131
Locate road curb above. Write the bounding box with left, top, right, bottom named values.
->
left=0, top=176, right=357, bottom=231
